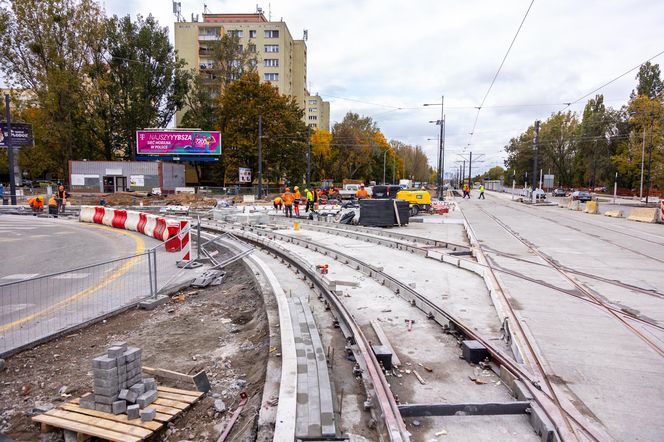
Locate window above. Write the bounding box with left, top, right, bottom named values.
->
left=248, top=44, right=256, bottom=53
left=228, top=30, right=243, bottom=38
left=308, top=115, right=318, bottom=121
left=308, top=99, right=317, bottom=105
left=264, top=44, right=279, bottom=53
left=249, top=30, right=256, bottom=38
left=308, top=123, right=317, bottom=128
left=264, top=59, right=279, bottom=67
left=308, top=108, right=317, bottom=113
left=264, top=73, right=279, bottom=81
left=264, top=30, right=279, bottom=38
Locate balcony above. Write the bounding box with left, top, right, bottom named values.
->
left=198, top=34, right=220, bottom=41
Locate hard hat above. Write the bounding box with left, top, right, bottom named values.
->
left=285, top=187, right=290, bottom=192
left=294, top=186, right=299, bottom=190
left=305, top=188, right=309, bottom=192
left=37, top=196, right=43, bottom=201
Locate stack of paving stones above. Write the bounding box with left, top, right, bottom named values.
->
left=79, top=343, right=157, bottom=421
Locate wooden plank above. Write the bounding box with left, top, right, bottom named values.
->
left=143, top=366, right=210, bottom=393
left=157, top=391, right=198, bottom=404
left=153, top=397, right=189, bottom=410
left=371, top=320, right=402, bottom=368
left=149, top=403, right=181, bottom=416
left=32, top=414, right=141, bottom=442
left=60, top=403, right=162, bottom=431
left=157, top=385, right=204, bottom=399
left=46, top=409, right=152, bottom=439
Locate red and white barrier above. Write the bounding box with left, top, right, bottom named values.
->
left=660, top=201, right=664, bottom=223
left=79, top=206, right=191, bottom=262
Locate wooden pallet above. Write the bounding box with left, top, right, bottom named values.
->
left=32, top=385, right=203, bottom=442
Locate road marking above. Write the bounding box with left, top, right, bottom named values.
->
left=0, top=225, right=145, bottom=334
left=1, top=273, right=39, bottom=280
left=52, top=273, right=90, bottom=279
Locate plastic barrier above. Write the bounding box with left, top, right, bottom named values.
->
left=124, top=211, right=141, bottom=231
left=568, top=200, right=581, bottom=211
left=143, top=214, right=157, bottom=238
left=112, top=209, right=127, bottom=229
left=93, top=207, right=105, bottom=224
left=137, top=212, right=148, bottom=234
left=164, top=220, right=191, bottom=262
left=559, top=197, right=571, bottom=208
left=627, top=208, right=658, bottom=223
left=101, top=208, right=115, bottom=226
left=79, top=206, right=95, bottom=223
left=604, top=210, right=624, bottom=218
left=660, top=201, right=664, bottom=222
left=584, top=201, right=599, bottom=214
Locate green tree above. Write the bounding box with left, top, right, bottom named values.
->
left=330, top=112, right=379, bottom=180
left=632, top=62, right=663, bottom=99
left=486, top=166, right=505, bottom=181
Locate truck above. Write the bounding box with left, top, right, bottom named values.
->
left=338, top=179, right=363, bottom=199
left=399, top=179, right=413, bottom=189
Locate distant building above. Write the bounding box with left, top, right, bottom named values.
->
left=174, top=9, right=329, bottom=129
left=305, top=94, right=330, bottom=131
left=69, top=161, right=184, bottom=193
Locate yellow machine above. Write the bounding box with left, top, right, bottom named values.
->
left=396, top=190, right=431, bottom=216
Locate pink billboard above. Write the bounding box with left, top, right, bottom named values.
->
left=136, top=130, right=221, bottom=156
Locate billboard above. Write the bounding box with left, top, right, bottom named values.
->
left=136, top=130, right=221, bottom=156
left=0, top=123, right=34, bottom=147
left=239, top=167, right=252, bottom=183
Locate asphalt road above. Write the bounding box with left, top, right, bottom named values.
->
left=0, top=214, right=200, bottom=356
left=459, top=191, right=664, bottom=441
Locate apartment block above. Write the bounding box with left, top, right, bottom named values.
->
left=305, top=94, right=330, bottom=131
left=174, top=11, right=309, bottom=126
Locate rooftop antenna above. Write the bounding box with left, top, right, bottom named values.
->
left=269, top=3, right=272, bottom=21
left=172, top=1, right=183, bottom=22
left=303, top=29, right=308, bottom=41
left=203, top=3, right=211, bottom=14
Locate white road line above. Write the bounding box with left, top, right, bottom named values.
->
left=51, top=273, right=90, bottom=279
left=1, top=273, right=39, bottom=280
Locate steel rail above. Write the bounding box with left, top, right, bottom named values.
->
left=217, top=223, right=600, bottom=441
left=201, top=223, right=410, bottom=442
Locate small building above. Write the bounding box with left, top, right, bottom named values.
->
left=68, top=160, right=185, bottom=193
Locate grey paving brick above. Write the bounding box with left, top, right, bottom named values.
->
left=110, top=341, right=128, bottom=351
left=125, top=390, right=139, bottom=403
left=115, top=355, right=126, bottom=366
left=118, top=389, right=130, bottom=401
left=128, top=376, right=143, bottom=387
left=92, top=367, right=118, bottom=380
left=127, top=404, right=140, bottom=420
left=80, top=393, right=95, bottom=410
left=95, top=394, right=119, bottom=405
left=112, top=400, right=127, bottom=415
left=140, top=407, right=156, bottom=422
left=125, top=360, right=141, bottom=372
left=93, top=378, right=119, bottom=388
left=123, top=347, right=141, bottom=362
left=107, top=346, right=124, bottom=358
left=92, top=356, right=116, bottom=370
left=95, top=403, right=112, bottom=413
left=93, top=385, right=120, bottom=396
left=129, top=383, right=145, bottom=395
left=136, top=389, right=157, bottom=409
left=142, top=378, right=156, bottom=391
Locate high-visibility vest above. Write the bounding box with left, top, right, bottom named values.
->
left=274, top=197, right=282, bottom=204
left=306, top=190, right=313, bottom=201
left=48, top=196, right=58, bottom=206
left=282, top=192, right=294, bottom=205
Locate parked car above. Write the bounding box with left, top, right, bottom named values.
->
left=552, top=188, right=567, bottom=197
left=521, top=188, right=546, bottom=200
left=571, top=191, right=592, bottom=202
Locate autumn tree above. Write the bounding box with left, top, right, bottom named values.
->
left=309, top=128, right=332, bottom=181
left=330, top=112, right=379, bottom=180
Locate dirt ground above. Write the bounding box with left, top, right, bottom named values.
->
left=68, top=192, right=218, bottom=208
left=0, top=261, right=269, bottom=442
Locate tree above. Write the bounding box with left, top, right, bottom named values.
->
left=102, top=14, right=191, bottom=159
left=330, top=112, right=379, bottom=180
left=486, top=166, right=505, bottom=181
left=632, top=62, right=663, bottom=99
left=310, top=128, right=332, bottom=181
left=217, top=72, right=307, bottom=186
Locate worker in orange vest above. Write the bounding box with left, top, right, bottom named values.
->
left=293, top=186, right=301, bottom=216
left=355, top=184, right=369, bottom=199
left=28, top=196, right=44, bottom=214
left=282, top=187, right=295, bottom=218
left=48, top=195, right=59, bottom=216
left=273, top=195, right=283, bottom=212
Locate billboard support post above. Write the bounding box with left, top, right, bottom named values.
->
left=4, top=94, right=17, bottom=205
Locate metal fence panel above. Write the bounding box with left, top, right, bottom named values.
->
left=0, top=252, right=153, bottom=357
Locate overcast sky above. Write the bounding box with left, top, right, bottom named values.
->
left=104, top=0, right=664, bottom=175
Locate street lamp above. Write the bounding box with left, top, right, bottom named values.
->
left=424, top=96, right=445, bottom=200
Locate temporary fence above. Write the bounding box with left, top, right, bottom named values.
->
left=0, top=249, right=158, bottom=358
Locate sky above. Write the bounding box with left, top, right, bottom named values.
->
left=102, top=0, right=664, bottom=176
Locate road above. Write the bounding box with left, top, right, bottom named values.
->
left=0, top=215, right=200, bottom=356
left=458, top=191, right=664, bottom=441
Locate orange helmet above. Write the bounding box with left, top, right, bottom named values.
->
left=285, top=187, right=291, bottom=192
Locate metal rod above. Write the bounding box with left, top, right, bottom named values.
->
left=147, top=251, right=155, bottom=298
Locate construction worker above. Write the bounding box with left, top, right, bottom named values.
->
left=0, top=182, right=6, bottom=205
left=463, top=183, right=471, bottom=199
left=355, top=184, right=369, bottom=199
left=273, top=195, right=283, bottom=212
left=282, top=187, right=294, bottom=218
left=28, top=196, right=44, bottom=214
left=293, top=186, right=301, bottom=216
left=56, top=184, right=69, bottom=213
left=48, top=195, right=59, bottom=216
left=478, top=184, right=485, bottom=199
left=305, top=188, right=314, bottom=212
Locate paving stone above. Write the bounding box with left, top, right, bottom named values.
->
left=107, top=346, right=124, bottom=358
left=118, top=389, right=130, bottom=401
left=95, top=403, right=112, bottom=413
left=112, top=400, right=127, bottom=415
left=140, top=407, right=156, bottom=422
left=110, top=341, right=128, bottom=351
left=125, top=360, right=141, bottom=372
left=126, top=367, right=142, bottom=378
left=92, top=367, right=118, bottom=380
left=128, top=375, right=143, bottom=386
left=142, top=378, right=156, bottom=391
left=115, top=355, right=126, bottom=366
left=93, top=378, right=119, bottom=388
left=93, top=385, right=120, bottom=396
left=92, top=356, right=116, bottom=370
left=129, top=383, right=145, bottom=395
left=127, top=404, right=140, bottom=420
left=123, top=347, right=141, bottom=362
left=95, top=394, right=119, bottom=405
left=136, top=390, right=157, bottom=409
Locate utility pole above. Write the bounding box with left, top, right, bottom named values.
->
left=532, top=120, right=540, bottom=204
left=258, top=114, right=263, bottom=198
left=4, top=94, right=17, bottom=205
left=438, top=96, right=445, bottom=200
left=645, top=119, right=654, bottom=204
left=462, top=160, right=466, bottom=184
left=640, top=126, right=645, bottom=200
left=468, top=152, right=473, bottom=184
left=306, top=125, right=311, bottom=190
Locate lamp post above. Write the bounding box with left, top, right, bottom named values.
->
left=424, top=95, right=445, bottom=200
